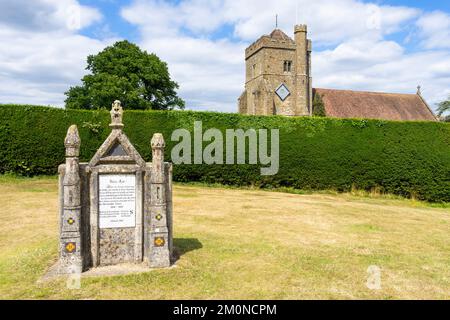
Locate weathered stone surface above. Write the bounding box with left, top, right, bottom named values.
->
left=99, top=228, right=135, bottom=265
left=150, top=183, right=166, bottom=205
left=62, top=208, right=81, bottom=232
left=238, top=25, right=312, bottom=116
left=110, top=100, right=124, bottom=129
left=148, top=133, right=172, bottom=267
left=149, top=230, right=171, bottom=268
left=56, top=100, right=174, bottom=274
left=64, top=125, right=81, bottom=157
left=58, top=125, right=83, bottom=274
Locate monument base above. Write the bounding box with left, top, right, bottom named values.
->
left=40, top=261, right=178, bottom=282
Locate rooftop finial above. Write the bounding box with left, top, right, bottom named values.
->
left=417, top=85, right=422, bottom=95
left=110, top=100, right=124, bottom=129
left=276, top=14, right=278, bottom=28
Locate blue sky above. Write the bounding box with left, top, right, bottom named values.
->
left=0, top=0, right=449, bottom=112
left=78, top=0, right=450, bottom=42
left=77, top=0, right=450, bottom=52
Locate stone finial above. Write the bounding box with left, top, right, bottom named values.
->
left=110, top=100, right=124, bottom=129
left=64, top=125, right=81, bottom=157
left=417, top=85, right=422, bottom=95
left=151, top=133, right=165, bottom=149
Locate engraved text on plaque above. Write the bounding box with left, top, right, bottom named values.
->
left=99, top=174, right=136, bottom=228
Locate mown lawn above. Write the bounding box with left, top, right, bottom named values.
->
left=0, top=175, right=449, bottom=299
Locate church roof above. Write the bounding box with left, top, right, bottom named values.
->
left=313, top=88, right=437, bottom=121
left=269, top=29, right=293, bottom=41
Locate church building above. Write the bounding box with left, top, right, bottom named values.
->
left=238, top=25, right=437, bottom=121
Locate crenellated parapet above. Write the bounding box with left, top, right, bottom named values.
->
left=245, top=35, right=296, bottom=60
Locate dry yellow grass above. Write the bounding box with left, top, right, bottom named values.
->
left=0, top=175, right=449, bottom=299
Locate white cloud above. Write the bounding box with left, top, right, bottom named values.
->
left=0, top=0, right=116, bottom=107
left=121, top=0, right=226, bottom=36
left=1, top=0, right=449, bottom=112
left=224, top=0, right=419, bottom=45
left=315, top=39, right=404, bottom=70
left=141, top=36, right=246, bottom=112
left=121, top=0, right=449, bottom=112
left=121, top=0, right=247, bottom=112
left=314, top=46, right=450, bottom=104
left=0, top=0, right=102, bottom=31
left=0, top=30, right=116, bottom=106
left=416, top=11, right=450, bottom=49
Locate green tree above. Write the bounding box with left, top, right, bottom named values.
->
left=436, top=95, right=450, bottom=120
left=312, top=92, right=326, bottom=117
left=65, top=40, right=185, bottom=110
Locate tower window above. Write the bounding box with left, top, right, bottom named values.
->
left=284, top=60, right=292, bottom=72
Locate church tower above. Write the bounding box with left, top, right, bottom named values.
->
left=238, top=25, right=312, bottom=116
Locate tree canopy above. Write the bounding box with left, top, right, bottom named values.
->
left=312, top=92, right=326, bottom=117
left=65, top=40, right=185, bottom=110
left=436, top=95, right=450, bottom=120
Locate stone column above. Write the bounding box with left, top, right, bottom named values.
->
left=59, top=125, right=83, bottom=273
left=307, top=39, right=313, bottom=116
left=294, top=24, right=310, bottom=116
left=148, top=133, right=171, bottom=267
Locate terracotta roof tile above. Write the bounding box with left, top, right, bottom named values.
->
left=269, top=29, right=293, bottom=41
left=313, top=88, right=437, bottom=121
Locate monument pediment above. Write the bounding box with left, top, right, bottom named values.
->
left=88, top=100, right=145, bottom=167
left=89, top=130, right=145, bottom=166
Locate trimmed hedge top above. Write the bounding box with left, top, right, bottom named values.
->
left=1, top=104, right=449, bottom=202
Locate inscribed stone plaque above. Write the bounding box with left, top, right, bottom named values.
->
left=99, top=174, right=136, bottom=228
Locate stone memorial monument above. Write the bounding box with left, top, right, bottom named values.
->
left=57, top=100, right=173, bottom=274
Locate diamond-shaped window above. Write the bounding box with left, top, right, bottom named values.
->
left=275, top=84, right=290, bottom=101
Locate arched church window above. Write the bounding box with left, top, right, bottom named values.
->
left=284, top=60, right=292, bottom=72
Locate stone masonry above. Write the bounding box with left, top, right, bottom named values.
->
left=238, top=25, right=312, bottom=116
left=238, top=24, right=436, bottom=122
left=57, top=100, right=173, bottom=274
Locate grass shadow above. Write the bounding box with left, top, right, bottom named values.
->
left=172, top=238, right=203, bottom=262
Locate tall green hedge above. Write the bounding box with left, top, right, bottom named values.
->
left=1, top=104, right=450, bottom=202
